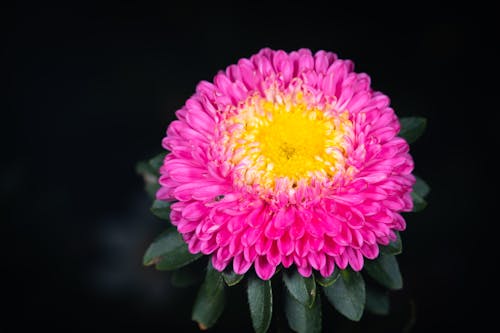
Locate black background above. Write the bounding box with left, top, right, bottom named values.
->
left=3, top=2, right=496, bottom=332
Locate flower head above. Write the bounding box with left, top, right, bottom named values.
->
left=157, top=48, right=414, bottom=280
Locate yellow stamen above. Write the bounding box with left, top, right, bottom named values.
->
left=225, top=92, right=352, bottom=191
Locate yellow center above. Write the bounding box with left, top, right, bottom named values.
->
left=225, top=93, right=352, bottom=192
left=255, top=104, right=333, bottom=180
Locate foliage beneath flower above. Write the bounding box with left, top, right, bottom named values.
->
left=192, top=262, right=226, bottom=330
left=285, top=289, right=322, bottom=333
left=364, top=253, right=403, bottom=290
left=324, top=269, right=366, bottom=321
left=248, top=276, right=273, bottom=333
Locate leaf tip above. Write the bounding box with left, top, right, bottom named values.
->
left=143, top=256, right=162, bottom=266
left=197, top=322, right=208, bottom=330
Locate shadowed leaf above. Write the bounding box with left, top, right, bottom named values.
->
left=192, top=262, right=226, bottom=330
left=143, top=228, right=202, bottom=270
left=414, top=176, right=430, bottom=198
left=364, top=253, right=403, bottom=290
left=399, top=117, right=427, bottom=144
left=247, top=276, right=272, bottom=333
left=171, top=265, right=202, bottom=288
left=150, top=200, right=171, bottom=220
left=323, top=270, right=365, bottom=321
left=283, top=270, right=316, bottom=307
left=411, top=192, right=427, bottom=212
left=222, top=269, right=244, bottom=287
left=285, top=287, right=322, bottom=333
left=365, top=284, right=390, bottom=315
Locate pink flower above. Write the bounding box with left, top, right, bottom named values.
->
left=157, top=48, right=414, bottom=280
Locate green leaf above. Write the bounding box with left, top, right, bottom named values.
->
left=365, top=285, right=390, bottom=316
left=380, top=231, right=402, bottom=255
left=315, top=269, right=341, bottom=287
left=135, top=160, right=156, bottom=177
left=136, top=161, right=160, bottom=199
left=323, top=269, right=365, bottom=321
left=399, top=117, right=427, bottom=144
left=192, top=262, right=226, bottom=330
left=222, top=269, right=244, bottom=287
left=414, top=176, right=430, bottom=198
left=149, top=152, right=167, bottom=171
left=136, top=152, right=167, bottom=199
left=283, top=270, right=317, bottom=307
left=285, top=288, right=322, bottom=333
left=150, top=200, right=171, bottom=220
left=411, top=192, right=428, bottom=212
left=143, top=228, right=202, bottom=270
left=247, top=276, right=273, bottom=333
left=364, top=253, right=403, bottom=290
left=145, top=182, right=160, bottom=200
left=170, top=265, right=202, bottom=288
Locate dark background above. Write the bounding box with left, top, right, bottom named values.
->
left=3, top=2, right=496, bottom=332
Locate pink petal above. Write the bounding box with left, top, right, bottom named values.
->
left=323, top=237, right=343, bottom=256
left=211, top=255, right=229, bottom=272
left=360, top=243, right=379, bottom=259
left=308, top=252, right=326, bottom=270
left=228, top=233, right=243, bottom=256
left=267, top=241, right=281, bottom=266
left=277, top=231, right=294, bottom=255
left=264, top=221, right=285, bottom=239
left=308, top=237, right=324, bottom=252
left=227, top=215, right=245, bottom=233
left=244, top=245, right=257, bottom=262
left=335, top=252, right=348, bottom=269
left=297, top=51, right=314, bottom=73
left=255, top=235, right=272, bottom=255
left=182, top=201, right=207, bottom=221
left=188, top=237, right=201, bottom=254
left=185, top=101, right=215, bottom=135
left=255, top=255, right=276, bottom=280
left=282, top=255, right=294, bottom=268
left=314, top=50, right=330, bottom=73
left=297, top=264, right=312, bottom=278
left=177, top=219, right=199, bottom=233
left=238, top=59, right=259, bottom=90
left=241, top=228, right=261, bottom=247
left=346, top=247, right=364, bottom=271
left=319, top=256, right=336, bottom=277
left=216, top=246, right=231, bottom=262
left=289, top=217, right=305, bottom=239
left=192, top=184, right=232, bottom=201
left=199, top=237, right=218, bottom=255
left=215, top=228, right=232, bottom=247
left=168, top=166, right=205, bottom=183
left=274, top=207, right=295, bottom=229
left=233, top=253, right=252, bottom=275
left=393, top=213, right=407, bottom=230
left=295, top=237, right=310, bottom=257
left=350, top=229, right=364, bottom=249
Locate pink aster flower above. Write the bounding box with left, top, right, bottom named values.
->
left=157, top=48, right=415, bottom=280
